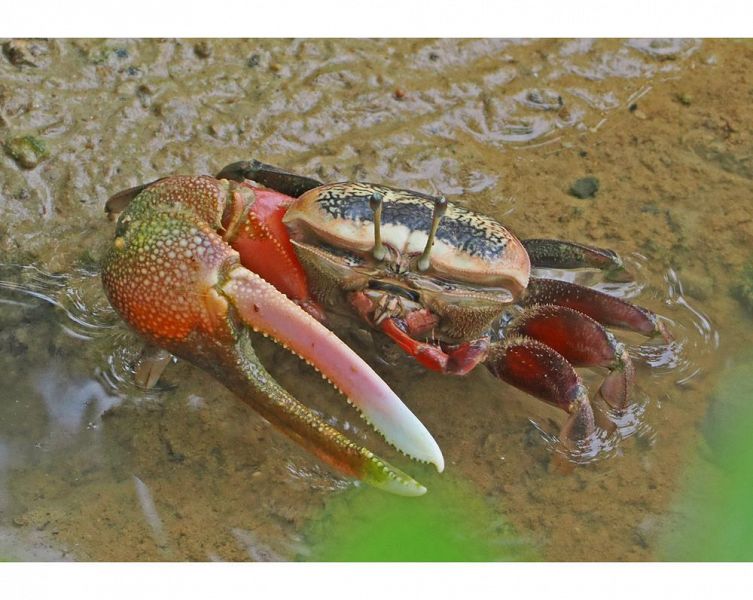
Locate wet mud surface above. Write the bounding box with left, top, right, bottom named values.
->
left=1, top=38, right=753, bottom=561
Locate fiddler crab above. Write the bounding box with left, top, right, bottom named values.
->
left=102, top=160, right=669, bottom=496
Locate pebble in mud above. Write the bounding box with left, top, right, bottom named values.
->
left=3, top=135, right=49, bottom=169
left=569, top=176, right=600, bottom=199
left=676, top=92, right=693, bottom=106
left=193, top=41, right=212, bottom=59
left=2, top=40, right=38, bottom=67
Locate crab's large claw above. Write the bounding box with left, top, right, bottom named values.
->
left=101, top=183, right=443, bottom=496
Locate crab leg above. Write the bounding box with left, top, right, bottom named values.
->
left=105, top=178, right=167, bottom=219
left=216, top=159, right=324, bottom=198
left=507, top=304, right=635, bottom=410
left=102, top=182, right=443, bottom=495
left=486, top=338, right=595, bottom=442
left=522, top=238, right=630, bottom=282
left=524, top=277, right=671, bottom=341
left=134, top=344, right=173, bottom=390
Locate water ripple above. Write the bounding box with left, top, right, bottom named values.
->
left=0, top=263, right=117, bottom=339
left=632, top=267, right=719, bottom=385
left=525, top=256, right=717, bottom=464
left=0, top=262, right=166, bottom=402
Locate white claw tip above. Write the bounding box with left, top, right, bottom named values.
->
left=433, top=451, right=445, bottom=474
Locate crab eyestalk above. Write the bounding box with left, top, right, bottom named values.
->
left=417, top=195, right=448, bottom=272
left=369, top=192, right=388, bottom=261
left=101, top=177, right=443, bottom=495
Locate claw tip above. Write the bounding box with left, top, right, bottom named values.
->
left=433, top=451, right=445, bottom=474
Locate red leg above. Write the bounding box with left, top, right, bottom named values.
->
left=486, top=337, right=595, bottom=442
left=524, top=277, right=671, bottom=341
left=379, top=317, right=489, bottom=376
left=508, top=304, right=634, bottom=410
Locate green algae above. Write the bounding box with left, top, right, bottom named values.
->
left=304, top=476, right=536, bottom=562
left=3, top=135, right=49, bottom=169
left=661, top=357, right=753, bottom=561
left=732, top=262, right=753, bottom=316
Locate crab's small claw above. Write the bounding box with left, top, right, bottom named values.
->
left=378, top=316, right=489, bottom=376
left=102, top=179, right=442, bottom=495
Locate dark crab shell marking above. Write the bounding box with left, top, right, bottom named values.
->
left=283, top=182, right=531, bottom=291
left=313, top=183, right=509, bottom=261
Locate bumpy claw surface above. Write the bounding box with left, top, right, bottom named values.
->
left=101, top=177, right=443, bottom=495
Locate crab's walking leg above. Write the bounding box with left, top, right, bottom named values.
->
left=522, top=238, right=630, bottom=282
left=134, top=344, right=173, bottom=389
left=524, top=277, right=671, bottom=341
left=507, top=304, right=635, bottom=410
left=216, top=159, right=324, bottom=198
left=486, top=338, right=595, bottom=442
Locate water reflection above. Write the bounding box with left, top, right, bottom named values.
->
left=634, top=267, right=719, bottom=385
left=35, top=365, right=121, bottom=435
left=132, top=475, right=168, bottom=550
left=0, top=262, right=145, bottom=558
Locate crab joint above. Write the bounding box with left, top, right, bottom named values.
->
left=417, top=195, right=448, bottom=272
left=369, top=192, right=388, bottom=261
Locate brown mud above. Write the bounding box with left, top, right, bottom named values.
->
left=1, top=39, right=753, bottom=561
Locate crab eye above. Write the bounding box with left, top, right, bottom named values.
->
left=115, top=215, right=132, bottom=238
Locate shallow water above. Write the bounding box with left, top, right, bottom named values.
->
left=1, top=38, right=752, bottom=561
